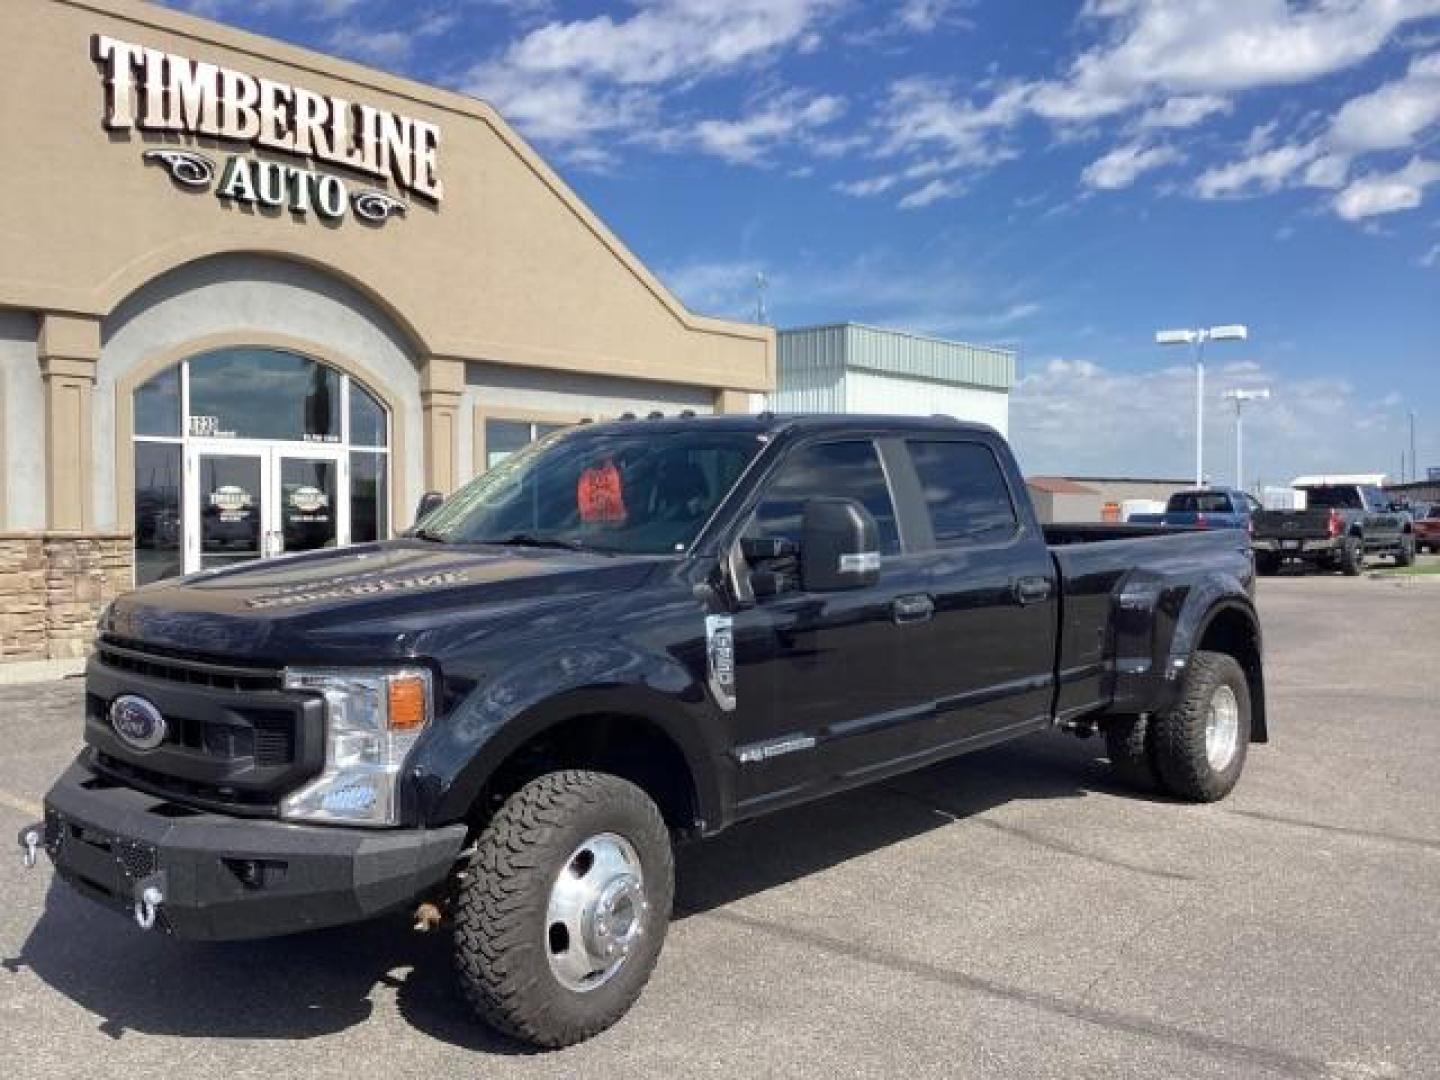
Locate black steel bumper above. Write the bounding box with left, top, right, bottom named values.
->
left=32, top=755, right=467, bottom=941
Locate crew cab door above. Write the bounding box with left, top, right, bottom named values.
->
left=900, top=437, right=1058, bottom=743
left=726, top=437, right=930, bottom=812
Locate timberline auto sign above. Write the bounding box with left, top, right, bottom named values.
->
left=93, top=35, right=443, bottom=226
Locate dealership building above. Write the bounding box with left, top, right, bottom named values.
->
left=0, top=0, right=775, bottom=663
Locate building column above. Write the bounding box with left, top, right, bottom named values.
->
left=421, top=355, right=465, bottom=495
left=38, top=314, right=101, bottom=531
left=714, top=388, right=754, bottom=414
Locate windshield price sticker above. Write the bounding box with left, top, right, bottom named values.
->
left=578, top=459, right=627, bottom=524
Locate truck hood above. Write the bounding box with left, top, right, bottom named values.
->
left=103, top=540, right=661, bottom=663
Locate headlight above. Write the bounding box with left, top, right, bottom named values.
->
left=281, top=666, right=433, bottom=826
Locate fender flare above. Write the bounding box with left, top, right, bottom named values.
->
left=412, top=644, right=726, bottom=830
left=1168, top=590, right=1268, bottom=743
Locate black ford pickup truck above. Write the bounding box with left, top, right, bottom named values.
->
left=21, top=414, right=1266, bottom=1048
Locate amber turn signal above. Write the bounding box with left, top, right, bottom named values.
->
left=387, top=674, right=429, bottom=730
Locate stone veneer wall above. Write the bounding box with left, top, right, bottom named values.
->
left=0, top=533, right=132, bottom=661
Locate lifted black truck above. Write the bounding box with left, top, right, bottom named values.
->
left=20, top=414, right=1267, bottom=1047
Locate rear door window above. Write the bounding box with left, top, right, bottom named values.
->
left=749, top=440, right=901, bottom=555
left=908, top=440, right=1019, bottom=546
left=1303, top=487, right=1362, bottom=510
left=1169, top=492, right=1233, bottom=513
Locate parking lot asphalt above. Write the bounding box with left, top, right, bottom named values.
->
left=1, top=569, right=1437, bottom=1080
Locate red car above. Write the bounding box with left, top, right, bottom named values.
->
left=1416, top=505, right=1440, bottom=554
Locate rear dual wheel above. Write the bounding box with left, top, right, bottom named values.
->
left=1106, top=651, right=1251, bottom=802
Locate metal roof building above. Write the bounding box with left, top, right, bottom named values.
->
left=770, top=323, right=1015, bottom=434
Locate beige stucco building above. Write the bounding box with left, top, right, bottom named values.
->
left=0, top=0, right=773, bottom=662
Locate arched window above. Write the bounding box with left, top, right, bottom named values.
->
left=132, top=348, right=391, bottom=585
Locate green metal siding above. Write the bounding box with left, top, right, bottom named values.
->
left=773, top=325, right=847, bottom=412
left=843, top=324, right=1014, bottom=391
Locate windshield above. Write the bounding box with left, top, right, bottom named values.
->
left=416, top=427, right=763, bottom=554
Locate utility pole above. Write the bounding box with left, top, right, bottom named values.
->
left=1222, top=388, right=1271, bottom=491
left=1410, top=410, right=1418, bottom=486
left=1156, top=325, right=1249, bottom=487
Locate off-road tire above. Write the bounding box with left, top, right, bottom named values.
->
left=1339, top=537, right=1364, bottom=576
left=1255, top=552, right=1281, bottom=577
left=1104, top=714, right=1159, bottom=790
left=1395, top=534, right=1416, bottom=567
left=453, top=770, right=674, bottom=1049
left=1151, top=651, right=1251, bottom=802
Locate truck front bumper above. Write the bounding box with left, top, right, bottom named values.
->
left=29, top=755, right=467, bottom=941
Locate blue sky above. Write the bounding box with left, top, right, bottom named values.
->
left=164, top=0, right=1440, bottom=486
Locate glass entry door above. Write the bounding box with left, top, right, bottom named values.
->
left=184, top=443, right=346, bottom=574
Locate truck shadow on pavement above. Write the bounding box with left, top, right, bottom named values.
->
left=4, top=732, right=1149, bottom=1053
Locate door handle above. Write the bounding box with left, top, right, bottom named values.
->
left=892, top=594, right=935, bottom=625
left=1012, top=576, right=1053, bottom=606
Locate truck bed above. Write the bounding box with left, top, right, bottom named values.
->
left=1042, top=522, right=1256, bottom=724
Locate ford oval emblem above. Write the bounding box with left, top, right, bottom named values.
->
left=110, top=695, right=167, bottom=751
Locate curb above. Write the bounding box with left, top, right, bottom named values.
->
left=0, top=658, right=87, bottom=686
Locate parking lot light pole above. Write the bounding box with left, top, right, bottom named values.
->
left=1156, top=324, right=1249, bottom=487
left=1222, top=387, right=1271, bottom=491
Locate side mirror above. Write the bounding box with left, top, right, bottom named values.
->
left=413, top=490, right=445, bottom=525
left=800, top=498, right=880, bottom=592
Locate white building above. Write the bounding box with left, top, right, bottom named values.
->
left=770, top=324, right=1014, bottom=433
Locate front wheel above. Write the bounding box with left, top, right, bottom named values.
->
left=1396, top=534, right=1416, bottom=567
left=1151, top=651, right=1251, bottom=802
left=453, top=771, right=675, bottom=1048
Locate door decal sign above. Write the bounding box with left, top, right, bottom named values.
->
left=210, top=484, right=253, bottom=521
left=290, top=486, right=329, bottom=513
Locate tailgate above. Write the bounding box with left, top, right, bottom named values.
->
left=1252, top=510, right=1331, bottom=540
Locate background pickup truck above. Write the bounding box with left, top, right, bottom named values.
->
left=1129, top=487, right=1261, bottom=529
left=23, top=414, right=1266, bottom=1049
left=1413, top=504, right=1440, bottom=554
left=1251, top=482, right=1415, bottom=575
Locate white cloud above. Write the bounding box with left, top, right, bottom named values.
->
left=898, top=177, right=968, bottom=208
left=1082, top=142, right=1184, bottom=190
left=835, top=175, right=902, bottom=198
left=1333, top=157, right=1440, bottom=219
left=466, top=0, right=840, bottom=160
left=1010, top=355, right=1404, bottom=480
left=1181, top=45, right=1440, bottom=211
left=1420, top=242, right=1440, bottom=267
left=1136, top=94, right=1232, bottom=129
left=326, top=15, right=457, bottom=66
left=463, top=0, right=839, bottom=164
left=1030, top=0, right=1440, bottom=124
left=1328, top=51, right=1440, bottom=153
left=1194, top=141, right=1321, bottom=198
left=898, top=0, right=972, bottom=32
left=689, top=92, right=845, bottom=165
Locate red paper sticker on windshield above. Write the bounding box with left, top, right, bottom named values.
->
left=578, top=459, right=627, bottom=524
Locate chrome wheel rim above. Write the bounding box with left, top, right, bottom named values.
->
left=1205, top=684, right=1241, bottom=772
left=545, top=832, right=647, bottom=993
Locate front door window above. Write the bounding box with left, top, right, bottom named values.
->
left=133, top=348, right=390, bottom=585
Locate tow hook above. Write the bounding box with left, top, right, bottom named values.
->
left=18, top=823, right=43, bottom=869
left=132, top=872, right=168, bottom=932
